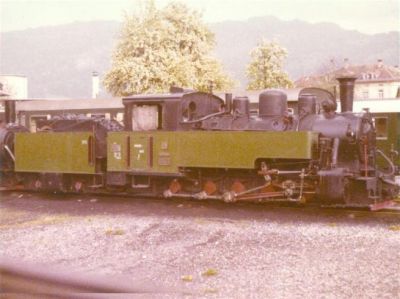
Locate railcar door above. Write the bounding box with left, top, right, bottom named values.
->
left=130, top=134, right=153, bottom=171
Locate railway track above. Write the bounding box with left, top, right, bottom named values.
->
left=308, top=205, right=400, bottom=219
left=1, top=189, right=399, bottom=220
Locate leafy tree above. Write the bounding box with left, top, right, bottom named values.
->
left=104, top=0, right=233, bottom=96
left=246, top=40, right=293, bottom=90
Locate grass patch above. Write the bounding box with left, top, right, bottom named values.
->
left=0, top=208, right=28, bottom=223
left=388, top=225, right=400, bottom=231
left=203, top=288, right=218, bottom=294
left=105, top=228, right=125, bottom=236
left=194, top=217, right=213, bottom=225
left=0, top=213, right=72, bottom=230
left=202, top=268, right=218, bottom=277
left=181, top=275, right=193, bottom=282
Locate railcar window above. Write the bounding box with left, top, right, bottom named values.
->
left=182, top=101, right=197, bottom=121
left=116, top=112, right=124, bottom=125
left=374, top=117, right=388, bottom=140
left=30, top=115, right=48, bottom=132
left=131, top=105, right=159, bottom=131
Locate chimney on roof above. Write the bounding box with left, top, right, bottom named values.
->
left=343, top=58, right=349, bottom=69
left=92, top=71, right=99, bottom=99
left=377, top=59, right=383, bottom=68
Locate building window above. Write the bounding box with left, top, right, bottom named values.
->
left=362, top=91, right=369, bottom=99
left=374, top=117, right=388, bottom=140
left=378, top=89, right=384, bottom=99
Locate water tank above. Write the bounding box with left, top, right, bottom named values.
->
left=259, top=90, right=287, bottom=117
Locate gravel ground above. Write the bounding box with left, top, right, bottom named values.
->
left=1, top=192, right=399, bottom=298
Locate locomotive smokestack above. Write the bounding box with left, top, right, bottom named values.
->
left=0, top=84, right=15, bottom=124
left=225, top=93, right=232, bottom=113
left=337, top=76, right=357, bottom=113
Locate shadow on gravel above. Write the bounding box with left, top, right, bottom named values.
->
left=1, top=191, right=398, bottom=225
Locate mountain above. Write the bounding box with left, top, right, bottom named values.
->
left=1, top=17, right=398, bottom=98
left=0, top=21, right=118, bottom=98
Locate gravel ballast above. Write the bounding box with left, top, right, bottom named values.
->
left=1, top=192, right=399, bottom=298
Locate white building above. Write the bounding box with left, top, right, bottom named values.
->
left=295, top=59, right=400, bottom=100
left=352, top=60, right=400, bottom=100
left=0, top=74, right=28, bottom=99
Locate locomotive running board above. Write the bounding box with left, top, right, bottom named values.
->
left=369, top=200, right=396, bottom=211
left=0, top=186, right=24, bottom=191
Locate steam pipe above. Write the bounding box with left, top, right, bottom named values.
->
left=181, top=93, right=233, bottom=124
left=376, top=149, right=395, bottom=176
left=180, top=111, right=225, bottom=124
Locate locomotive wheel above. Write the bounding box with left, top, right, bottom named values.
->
left=343, top=178, right=353, bottom=205
left=203, top=180, right=217, bottom=195
left=34, top=180, right=42, bottom=191
left=231, top=180, right=245, bottom=194
left=74, top=181, right=83, bottom=193
left=163, top=179, right=182, bottom=198
left=169, top=179, right=182, bottom=194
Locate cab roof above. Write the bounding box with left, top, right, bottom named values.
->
left=122, top=91, right=223, bottom=104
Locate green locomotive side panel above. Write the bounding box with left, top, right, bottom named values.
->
left=107, top=131, right=318, bottom=174
left=107, top=133, right=129, bottom=172
left=177, top=131, right=317, bottom=168
left=15, top=132, right=96, bottom=174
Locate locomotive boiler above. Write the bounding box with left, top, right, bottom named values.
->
left=0, top=76, right=398, bottom=209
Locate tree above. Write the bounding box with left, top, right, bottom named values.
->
left=103, top=0, right=233, bottom=96
left=246, top=40, right=293, bottom=90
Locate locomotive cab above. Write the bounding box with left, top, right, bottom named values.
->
left=122, top=89, right=224, bottom=131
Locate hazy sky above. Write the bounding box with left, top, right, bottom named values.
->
left=1, top=0, right=399, bottom=34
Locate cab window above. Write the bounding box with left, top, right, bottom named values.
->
left=131, top=105, right=160, bottom=131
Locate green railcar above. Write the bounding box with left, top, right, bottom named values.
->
left=374, top=112, right=400, bottom=168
